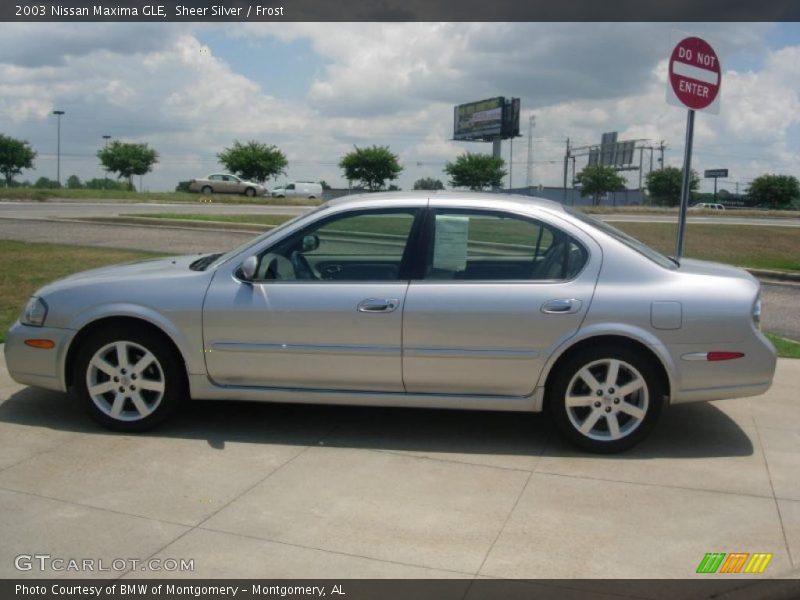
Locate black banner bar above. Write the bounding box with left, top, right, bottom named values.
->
left=2, top=0, right=800, bottom=22
left=5, top=579, right=800, bottom=600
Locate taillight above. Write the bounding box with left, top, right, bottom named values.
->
left=707, top=352, right=745, bottom=361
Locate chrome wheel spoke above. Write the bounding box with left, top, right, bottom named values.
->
left=606, top=413, right=621, bottom=439
left=579, top=409, right=603, bottom=434
left=89, top=380, right=116, bottom=396
left=91, top=356, right=116, bottom=377
left=130, top=393, right=151, bottom=417
left=110, top=394, right=125, bottom=418
left=577, top=368, right=602, bottom=393
left=605, top=359, right=620, bottom=387
left=132, top=351, right=156, bottom=375
left=618, top=402, right=646, bottom=420
left=138, top=378, right=164, bottom=393
left=566, top=394, right=595, bottom=408
left=617, top=379, right=645, bottom=399
left=115, top=342, right=131, bottom=369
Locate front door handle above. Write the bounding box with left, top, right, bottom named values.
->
left=357, top=298, right=400, bottom=313
left=541, top=298, right=582, bottom=314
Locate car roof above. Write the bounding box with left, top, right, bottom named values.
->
left=325, top=191, right=567, bottom=214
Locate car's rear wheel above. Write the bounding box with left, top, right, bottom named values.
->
left=73, top=326, right=186, bottom=432
left=245, top=187, right=256, bottom=197
left=548, top=345, right=664, bottom=453
left=201, top=186, right=212, bottom=195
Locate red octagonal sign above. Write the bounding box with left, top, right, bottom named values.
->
left=668, top=36, right=721, bottom=112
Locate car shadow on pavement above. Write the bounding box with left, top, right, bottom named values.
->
left=0, top=386, right=753, bottom=459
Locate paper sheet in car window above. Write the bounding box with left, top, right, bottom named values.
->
left=433, top=215, right=469, bottom=271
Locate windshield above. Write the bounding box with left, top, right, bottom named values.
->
left=205, top=204, right=329, bottom=270
left=564, top=206, right=677, bottom=269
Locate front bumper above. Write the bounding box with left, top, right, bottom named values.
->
left=4, top=321, right=74, bottom=392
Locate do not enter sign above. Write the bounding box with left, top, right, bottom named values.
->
left=667, top=36, right=721, bottom=113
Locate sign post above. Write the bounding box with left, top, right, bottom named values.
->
left=666, top=35, right=722, bottom=259
left=704, top=169, right=729, bottom=203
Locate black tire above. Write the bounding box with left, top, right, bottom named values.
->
left=201, top=186, right=212, bottom=195
left=73, top=325, right=186, bottom=432
left=547, top=344, right=665, bottom=453
left=245, top=187, right=256, bottom=197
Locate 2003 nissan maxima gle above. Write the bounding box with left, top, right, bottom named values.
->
left=5, top=193, right=776, bottom=452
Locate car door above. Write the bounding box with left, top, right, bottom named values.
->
left=402, top=207, right=601, bottom=396
left=202, top=206, right=423, bottom=391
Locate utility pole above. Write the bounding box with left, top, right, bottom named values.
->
left=509, top=137, right=513, bottom=189
left=525, top=115, right=535, bottom=188
left=563, top=138, right=570, bottom=203
left=659, top=140, right=665, bottom=170
left=52, top=110, right=65, bottom=186
left=638, top=146, right=644, bottom=190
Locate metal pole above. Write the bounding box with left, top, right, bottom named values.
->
left=563, top=138, right=570, bottom=203
left=713, top=177, right=718, bottom=203
left=638, top=147, right=644, bottom=190
left=675, top=109, right=695, bottom=260
left=492, top=138, right=502, bottom=191
left=526, top=115, right=535, bottom=188
left=509, top=137, right=513, bottom=190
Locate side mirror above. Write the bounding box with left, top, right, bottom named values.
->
left=240, top=255, right=258, bottom=281
left=302, top=234, right=320, bottom=252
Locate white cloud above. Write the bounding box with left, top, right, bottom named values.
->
left=0, top=22, right=797, bottom=194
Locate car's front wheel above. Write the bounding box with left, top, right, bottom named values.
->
left=201, top=186, right=212, bottom=195
left=548, top=345, right=664, bottom=453
left=73, top=326, right=186, bottom=432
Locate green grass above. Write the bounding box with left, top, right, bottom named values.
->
left=0, top=187, right=322, bottom=206
left=766, top=333, right=800, bottom=359
left=0, top=240, right=165, bottom=343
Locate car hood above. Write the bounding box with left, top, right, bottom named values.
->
left=38, top=255, right=205, bottom=294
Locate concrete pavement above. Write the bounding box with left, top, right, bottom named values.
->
left=1, top=349, right=798, bottom=582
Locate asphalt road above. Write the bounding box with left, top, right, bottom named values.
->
left=0, top=210, right=798, bottom=341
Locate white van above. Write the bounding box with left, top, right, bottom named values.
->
left=271, top=181, right=323, bottom=199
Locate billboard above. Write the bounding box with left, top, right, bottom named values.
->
left=453, top=97, right=519, bottom=141
left=587, top=132, right=637, bottom=167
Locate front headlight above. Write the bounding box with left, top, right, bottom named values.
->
left=21, top=296, right=48, bottom=327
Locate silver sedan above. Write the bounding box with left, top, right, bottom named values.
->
left=4, top=192, right=776, bottom=452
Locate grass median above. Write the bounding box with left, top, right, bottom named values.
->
left=0, top=188, right=322, bottom=206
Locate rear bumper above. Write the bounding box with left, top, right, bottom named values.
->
left=4, top=321, right=73, bottom=392
left=669, top=330, right=777, bottom=404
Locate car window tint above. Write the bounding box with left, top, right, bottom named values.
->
left=258, top=210, right=417, bottom=282
left=426, top=210, right=586, bottom=281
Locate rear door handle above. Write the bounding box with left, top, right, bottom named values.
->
left=541, top=298, right=582, bottom=314
left=357, top=298, right=400, bottom=313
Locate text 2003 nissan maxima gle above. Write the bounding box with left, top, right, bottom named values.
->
left=5, top=193, right=776, bottom=452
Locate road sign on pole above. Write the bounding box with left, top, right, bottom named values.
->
left=667, top=34, right=722, bottom=260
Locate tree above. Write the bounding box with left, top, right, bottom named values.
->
left=444, top=153, right=506, bottom=191
left=319, top=180, right=332, bottom=190
left=34, top=177, right=60, bottom=189
left=388, top=184, right=401, bottom=191
left=84, top=177, right=128, bottom=190
left=645, top=166, right=699, bottom=207
left=97, top=141, right=158, bottom=190
left=747, top=174, right=800, bottom=210
left=574, top=165, right=627, bottom=206
left=0, top=134, right=37, bottom=186
left=217, top=140, right=287, bottom=184
left=339, top=145, right=402, bottom=192
left=66, top=175, right=82, bottom=189
left=413, top=177, right=445, bottom=190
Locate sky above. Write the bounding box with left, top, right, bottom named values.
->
left=1, top=22, right=799, bottom=193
